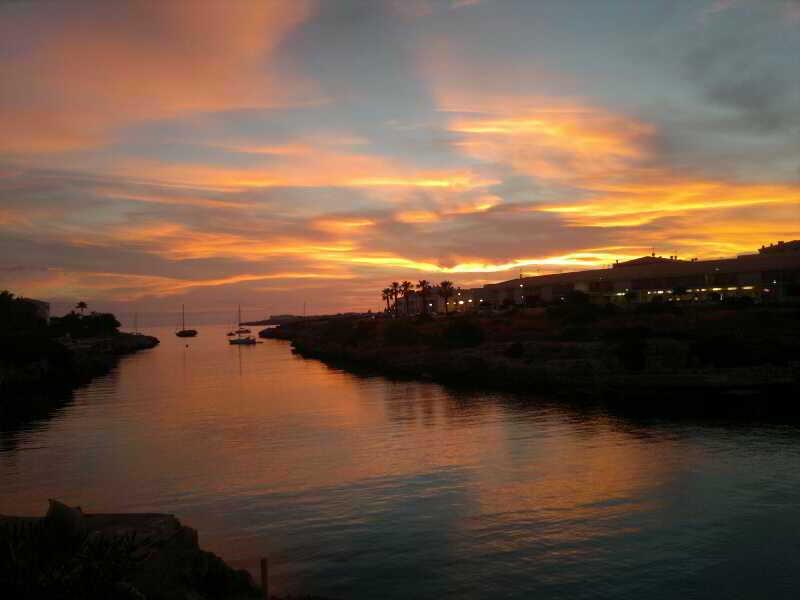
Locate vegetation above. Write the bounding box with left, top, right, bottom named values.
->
left=438, top=280, right=455, bottom=314
left=400, top=280, right=413, bottom=315
left=1, top=290, right=155, bottom=403
left=416, top=280, right=432, bottom=313
left=0, top=518, right=143, bottom=600
left=49, top=312, right=121, bottom=339
left=0, top=291, right=47, bottom=333
left=275, top=293, right=800, bottom=391
left=381, top=288, right=392, bottom=313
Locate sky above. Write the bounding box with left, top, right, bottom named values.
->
left=1, top=0, right=799, bottom=318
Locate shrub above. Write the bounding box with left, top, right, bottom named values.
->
left=505, top=341, right=525, bottom=359
left=546, top=302, right=602, bottom=324
left=48, top=312, right=121, bottom=339
left=0, top=291, right=47, bottom=333
left=615, top=335, right=648, bottom=371
left=442, top=318, right=484, bottom=348
left=0, top=518, right=143, bottom=600
left=383, top=319, right=420, bottom=346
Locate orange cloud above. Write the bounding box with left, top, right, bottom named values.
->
left=0, top=1, right=315, bottom=153
left=93, top=150, right=493, bottom=193
left=394, top=195, right=501, bottom=223
left=3, top=268, right=357, bottom=303
left=77, top=223, right=359, bottom=262
left=312, top=217, right=376, bottom=234
left=395, top=210, right=441, bottom=224
left=446, top=98, right=652, bottom=183
left=538, top=180, right=800, bottom=227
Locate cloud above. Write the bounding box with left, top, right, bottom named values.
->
left=683, top=8, right=800, bottom=134
left=446, top=99, right=652, bottom=184
left=0, top=0, right=315, bottom=153
left=537, top=179, right=799, bottom=223
left=2, top=1, right=800, bottom=314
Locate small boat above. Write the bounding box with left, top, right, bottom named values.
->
left=175, top=305, right=198, bottom=338
left=226, top=331, right=236, bottom=337
left=228, top=304, right=256, bottom=345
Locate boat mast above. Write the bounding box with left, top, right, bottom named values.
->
left=182, top=304, right=186, bottom=330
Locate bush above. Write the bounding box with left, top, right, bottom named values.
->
left=602, top=326, right=650, bottom=371
left=320, top=318, right=358, bottom=346
left=505, top=341, right=525, bottom=359
left=546, top=302, right=602, bottom=324
left=0, top=333, right=72, bottom=366
left=721, top=296, right=754, bottom=308
left=383, top=319, right=419, bottom=346
left=634, top=302, right=679, bottom=315
left=0, top=518, right=143, bottom=600
left=0, top=291, right=47, bottom=333
left=49, top=312, right=121, bottom=339
left=442, top=318, right=484, bottom=348
left=615, top=335, right=648, bottom=371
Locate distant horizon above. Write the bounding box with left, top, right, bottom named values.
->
left=9, top=236, right=799, bottom=318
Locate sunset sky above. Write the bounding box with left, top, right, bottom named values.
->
left=1, top=0, right=799, bottom=317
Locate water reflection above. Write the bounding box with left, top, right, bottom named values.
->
left=2, top=325, right=800, bottom=599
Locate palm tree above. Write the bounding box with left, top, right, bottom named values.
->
left=75, top=301, right=88, bottom=315
left=416, top=280, right=432, bottom=314
left=400, top=281, right=413, bottom=315
left=439, top=281, right=455, bottom=314
left=381, top=288, right=393, bottom=313
left=390, top=281, right=401, bottom=315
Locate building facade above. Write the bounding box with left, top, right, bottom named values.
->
left=480, top=242, right=800, bottom=307
left=400, top=241, right=800, bottom=314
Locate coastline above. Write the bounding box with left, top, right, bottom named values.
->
left=0, top=332, right=159, bottom=421
left=0, top=501, right=259, bottom=600
left=262, top=309, right=800, bottom=416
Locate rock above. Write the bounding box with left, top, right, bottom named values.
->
left=46, top=498, right=87, bottom=539
left=1, top=503, right=260, bottom=600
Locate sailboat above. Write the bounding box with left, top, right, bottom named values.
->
left=229, top=305, right=255, bottom=345
left=234, top=304, right=251, bottom=334
left=175, top=304, right=198, bottom=338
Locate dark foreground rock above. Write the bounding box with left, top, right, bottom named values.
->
left=0, top=501, right=259, bottom=600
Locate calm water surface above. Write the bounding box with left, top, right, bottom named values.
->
left=2, top=325, right=800, bottom=599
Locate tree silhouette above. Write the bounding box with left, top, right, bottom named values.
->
left=416, top=280, right=432, bottom=314
left=381, top=288, right=393, bottom=313
left=400, top=281, right=413, bottom=315
left=75, top=301, right=88, bottom=315
left=439, top=281, right=455, bottom=314
left=390, top=281, right=401, bottom=315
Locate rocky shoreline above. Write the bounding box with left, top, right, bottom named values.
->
left=0, top=501, right=259, bottom=600
left=0, top=332, right=159, bottom=421
left=262, top=311, right=800, bottom=416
